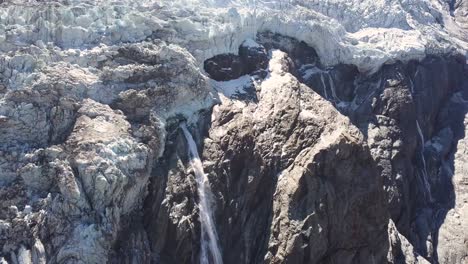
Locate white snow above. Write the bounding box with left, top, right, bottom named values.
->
left=212, top=74, right=254, bottom=98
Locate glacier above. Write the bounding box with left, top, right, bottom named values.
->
left=0, top=0, right=467, bottom=83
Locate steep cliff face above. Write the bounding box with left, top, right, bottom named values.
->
left=141, top=49, right=389, bottom=264
left=0, top=0, right=467, bottom=264
left=135, top=37, right=467, bottom=264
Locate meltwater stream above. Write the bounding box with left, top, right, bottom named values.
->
left=416, top=120, right=433, bottom=202
left=180, top=123, right=223, bottom=264
left=410, top=76, right=433, bottom=202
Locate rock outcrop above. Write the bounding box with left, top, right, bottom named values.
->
left=143, top=50, right=389, bottom=264
left=1, top=99, right=154, bottom=263
left=437, top=99, right=468, bottom=264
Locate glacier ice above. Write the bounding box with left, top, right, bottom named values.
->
left=0, top=0, right=466, bottom=80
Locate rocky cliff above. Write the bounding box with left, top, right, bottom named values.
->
left=0, top=0, right=467, bottom=264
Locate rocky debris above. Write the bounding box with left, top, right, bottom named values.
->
left=52, top=100, right=156, bottom=263
left=67, top=99, right=152, bottom=215
left=0, top=95, right=76, bottom=150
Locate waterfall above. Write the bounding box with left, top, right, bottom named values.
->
left=180, top=123, right=223, bottom=264
left=327, top=73, right=338, bottom=102
left=410, top=73, right=432, bottom=202
left=409, top=77, right=415, bottom=94
left=415, top=120, right=433, bottom=202
left=320, top=73, right=329, bottom=100
left=320, top=71, right=338, bottom=102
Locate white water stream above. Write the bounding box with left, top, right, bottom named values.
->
left=410, top=76, right=433, bottom=202
left=320, top=73, right=329, bottom=100
left=327, top=73, right=338, bottom=102
left=319, top=71, right=339, bottom=103
left=415, top=120, right=433, bottom=201
left=180, top=123, right=223, bottom=264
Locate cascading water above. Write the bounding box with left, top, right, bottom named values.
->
left=327, top=73, right=338, bottom=102
left=318, top=71, right=338, bottom=102
left=410, top=76, right=433, bottom=202
left=416, top=120, right=433, bottom=202
left=320, top=73, right=329, bottom=100
left=180, top=123, right=223, bottom=264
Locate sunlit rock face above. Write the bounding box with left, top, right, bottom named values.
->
left=0, top=0, right=467, bottom=264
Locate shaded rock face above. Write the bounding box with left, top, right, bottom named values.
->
left=204, top=54, right=245, bottom=81
left=204, top=40, right=269, bottom=81
left=238, top=40, right=269, bottom=74
left=143, top=50, right=389, bottom=264
left=136, top=35, right=468, bottom=264
left=436, top=110, right=468, bottom=264
left=280, top=35, right=468, bottom=263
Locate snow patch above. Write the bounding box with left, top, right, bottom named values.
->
left=212, top=74, right=254, bottom=98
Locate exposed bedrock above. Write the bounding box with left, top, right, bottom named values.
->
left=142, top=49, right=389, bottom=264
left=137, top=35, right=468, bottom=264
left=204, top=39, right=269, bottom=81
